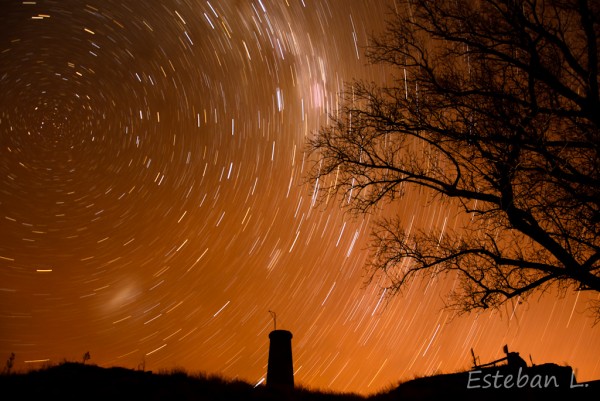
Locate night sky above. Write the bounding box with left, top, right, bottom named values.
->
left=1, top=0, right=598, bottom=395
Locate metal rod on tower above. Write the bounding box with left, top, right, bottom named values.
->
left=269, top=310, right=276, bottom=331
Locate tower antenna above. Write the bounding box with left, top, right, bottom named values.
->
left=269, top=310, right=276, bottom=331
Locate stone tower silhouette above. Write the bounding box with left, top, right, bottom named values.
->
left=266, top=325, right=294, bottom=390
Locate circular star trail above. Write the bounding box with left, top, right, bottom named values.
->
left=0, top=0, right=598, bottom=395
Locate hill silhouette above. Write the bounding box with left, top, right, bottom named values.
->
left=371, top=363, right=600, bottom=401
left=1, top=361, right=599, bottom=400
left=0, top=362, right=365, bottom=401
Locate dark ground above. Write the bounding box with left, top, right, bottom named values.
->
left=1, top=361, right=599, bottom=400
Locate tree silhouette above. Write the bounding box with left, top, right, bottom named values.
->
left=4, top=353, right=15, bottom=374
left=82, top=351, right=91, bottom=365
left=308, top=0, right=600, bottom=318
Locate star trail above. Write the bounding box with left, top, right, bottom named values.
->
left=0, top=0, right=598, bottom=395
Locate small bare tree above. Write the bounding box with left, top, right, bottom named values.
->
left=4, top=353, right=15, bottom=374
left=308, top=0, right=600, bottom=318
left=137, top=357, right=146, bottom=372
left=82, top=351, right=91, bottom=365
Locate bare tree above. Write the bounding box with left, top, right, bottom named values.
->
left=4, top=353, right=15, bottom=375
left=308, top=0, right=600, bottom=318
